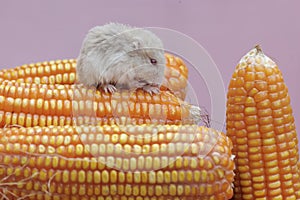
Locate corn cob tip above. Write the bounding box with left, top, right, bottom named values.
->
left=189, top=105, right=202, bottom=124
left=237, top=45, right=276, bottom=70
left=254, top=44, right=263, bottom=54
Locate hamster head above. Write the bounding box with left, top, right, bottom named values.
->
left=113, top=27, right=166, bottom=89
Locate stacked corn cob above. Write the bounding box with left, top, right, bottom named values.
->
left=227, top=45, right=300, bottom=199
left=0, top=124, right=235, bottom=199
left=0, top=53, right=188, bottom=100
left=0, top=81, right=200, bottom=128
left=0, top=53, right=235, bottom=199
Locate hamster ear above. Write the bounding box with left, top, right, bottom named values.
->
left=132, top=39, right=141, bottom=50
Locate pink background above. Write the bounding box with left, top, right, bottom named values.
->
left=0, top=1, right=299, bottom=147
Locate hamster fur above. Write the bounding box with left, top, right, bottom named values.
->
left=76, top=23, right=166, bottom=94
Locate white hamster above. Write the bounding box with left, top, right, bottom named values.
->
left=76, top=23, right=166, bottom=94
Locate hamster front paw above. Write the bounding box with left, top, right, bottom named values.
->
left=142, top=85, right=160, bottom=95
left=98, top=84, right=117, bottom=93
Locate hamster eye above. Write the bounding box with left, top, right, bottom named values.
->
left=150, top=58, right=157, bottom=65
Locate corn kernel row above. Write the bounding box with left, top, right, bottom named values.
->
left=0, top=59, right=76, bottom=84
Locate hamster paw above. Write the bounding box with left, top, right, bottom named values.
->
left=142, top=85, right=160, bottom=95
left=101, top=84, right=117, bottom=93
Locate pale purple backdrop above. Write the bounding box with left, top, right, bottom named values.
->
left=0, top=1, right=299, bottom=147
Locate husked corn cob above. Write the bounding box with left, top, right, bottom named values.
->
left=0, top=54, right=188, bottom=100
left=226, top=45, right=300, bottom=199
left=0, top=81, right=200, bottom=128
left=0, top=124, right=234, bottom=199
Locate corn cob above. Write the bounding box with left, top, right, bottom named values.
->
left=0, top=53, right=188, bottom=100
left=226, top=45, right=300, bottom=199
left=0, top=81, right=200, bottom=128
left=0, top=124, right=234, bottom=199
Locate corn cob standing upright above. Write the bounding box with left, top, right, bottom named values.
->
left=226, top=45, right=300, bottom=199
left=0, top=53, right=188, bottom=100
left=0, top=124, right=235, bottom=199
